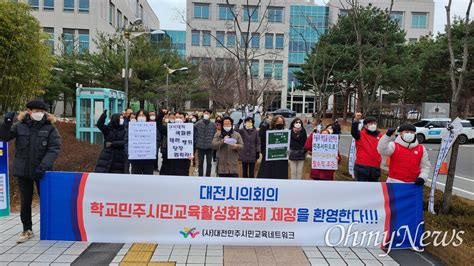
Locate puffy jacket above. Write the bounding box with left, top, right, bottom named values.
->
left=194, top=120, right=216, bottom=150
left=95, top=113, right=128, bottom=173
left=212, top=130, right=243, bottom=175
left=289, top=128, right=307, bottom=160
left=0, top=112, right=61, bottom=179
left=235, top=126, right=260, bottom=162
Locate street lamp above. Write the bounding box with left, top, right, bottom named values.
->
left=164, top=64, right=189, bottom=109
left=124, top=18, right=147, bottom=107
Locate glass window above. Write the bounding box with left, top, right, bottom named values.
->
left=218, top=4, right=234, bottom=20
left=243, top=5, right=259, bottom=22
left=251, top=33, right=260, bottom=48
left=216, top=31, right=225, bottom=47
left=264, top=60, right=273, bottom=78
left=28, top=0, right=39, bottom=10
left=390, top=11, right=404, bottom=28
left=79, top=0, right=89, bottom=13
left=274, top=61, right=283, bottom=80
left=140, top=4, right=143, bottom=20
left=194, top=3, right=210, bottom=19
left=275, top=34, right=284, bottom=49
left=268, top=7, right=283, bottom=22
left=43, top=0, right=54, bottom=10
left=251, top=60, right=259, bottom=77
left=413, top=121, right=429, bottom=127
left=411, top=12, right=427, bottom=29
left=227, top=32, right=236, bottom=47
left=191, top=30, right=200, bottom=46
left=109, top=1, right=115, bottom=25
left=62, top=28, right=75, bottom=54
left=265, top=33, right=273, bottom=49
left=124, top=16, right=128, bottom=28
left=202, top=31, right=211, bottom=46
left=117, top=10, right=122, bottom=29
left=78, top=29, right=89, bottom=54
left=240, top=32, right=248, bottom=47
left=44, top=27, right=54, bottom=54
left=64, top=0, right=74, bottom=12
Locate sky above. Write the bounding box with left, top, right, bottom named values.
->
left=148, top=0, right=473, bottom=35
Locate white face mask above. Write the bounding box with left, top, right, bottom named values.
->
left=402, top=133, right=415, bottom=143
left=119, top=118, right=124, bottom=125
left=203, top=114, right=210, bottom=120
left=223, top=126, right=232, bottom=132
left=367, top=124, right=377, bottom=132
left=164, top=118, right=170, bottom=123
left=137, top=117, right=147, bottom=122
left=149, top=115, right=156, bottom=121
left=294, top=123, right=302, bottom=129
left=31, top=112, right=44, bottom=121
left=130, top=119, right=137, bottom=122
left=192, top=118, right=197, bottom=123
left=175, top=118, right=184, bottom=123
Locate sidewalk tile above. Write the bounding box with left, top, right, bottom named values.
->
left=355, top=252, right=375, bottom=260
left=187, top=255, right=205, bottom=263
left=342, top=259, right=364, bottom=265
left=189, top=249, right=206, bottom=256
left=28, top=263, right=50, bottom=266
left=118, top=247, right=131, bottom=255
left=207, top=245, right=223, bottom=250
left=309, top=258, right=328, bottom=266
left=186, top=264, right=204, bottom=266
left=318, top=247, right=336, bottom=252
left=171, top=249, right=189, bottom=256
left=34, top=240, right=56, bottom=247
left=381, top=261, right=399, bottom=266
left=154, top=248, right=172, bottom=256
left=44, top=247, right=67, bottom=255
left=169, top=255, right=187, bottom=263
left=34, top=254, right=60, bottom=263
left=157, top=244, right=174, bottom=249
left=204, top=264, right=223, bottom=266
left=0, top=246, right=11, bottom=253
left=303, top=246, right=318, bottom=252
left=325, top=258, right=346, bottom=265
left=12, top=253, right=40, bottom=261
left=363, top=260, right=382, bottom=265
left=305, top=250, right=324, bottom=258
left=337, top=252, right=359, bottom=259
left=173, top=245, right=190, bottom=249
left=7, top=246, right=30, bottom=254
left=52, top=241, right=74, bottom=248
left=123, top=251, right=153, bottom=262
left=322, top=252, right=341, bottom=259
left=51, top=263, right=72, bottom=266
left=205, top=256, right=223, bottom=264
left=150, top=255, right=170, bottom=261
left=190, top=245, right=207, bottom=250
left=63, top=247, right=86, bottom=255
left=0, top=253, right=20, bottom=262
left=206, top=249, right=223, bottom=256
left=112, top=255, right=124, bottom=263
left=54, top=254, right=78, bottom=263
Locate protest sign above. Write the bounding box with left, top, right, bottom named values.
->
left=168, top=123, right=194, bottom=159
left=0, top=142, right=9, bottom=217
left=128, top=122, right=157, bottom=160
left=265, top=130, right=290, bottom=161
left=311, top=134, right=339, bottom=170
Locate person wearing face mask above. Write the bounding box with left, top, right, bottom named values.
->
left=377, top=124, right=430, bottom=185
left=125, top=110, right=160, bottom=175
left=289, top=118, right=307, bottom=180
left=235, top=117, right=261, bottom=178
left=351, top=113, right=384, bottom=182
left=157, top=109, right=171, bottom=174
left=212, top=117, right=243, bottom=177
left=0, top=100, right=61, bottom=243
left=257, top=115, right=289, bottom=179
left=194, top=109, right=216, bottom=177
left=95, top=110, right=128, bottom=174
left=129, top=113, right=137, bottom=123
left=165, top=112, right=194, bottom=176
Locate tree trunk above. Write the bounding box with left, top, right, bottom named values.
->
left=442, top=138, right=460, bottom=214
left=332, top=93, right=337, bottom=119
left=342, top=91, right=349, bottom=121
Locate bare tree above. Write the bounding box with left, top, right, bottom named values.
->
left=201, top=58, right=240, bottom=110
left=442, top=0, right=472, bottom=214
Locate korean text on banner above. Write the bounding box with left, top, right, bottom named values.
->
left=312, top=134, right=339, bottom=170
left=41, top=172, right=424, bottom=248
left=348, top=138, right=356, bottom=178
left=0, top=141, right=9, bottom=216
left=128, top=122, right=157, bottom=160
left=168, top=123, right=194, bottom=159
left=265, top=130, right=290, bottom=161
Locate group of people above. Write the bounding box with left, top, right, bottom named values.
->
left=0, top=100, right=430, bottom=244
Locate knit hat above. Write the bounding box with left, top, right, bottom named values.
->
left=363, top=116, right=377, bottom=125
left=398, top=123, right=416, bottom=132
left=26, top=100, right=48, bottom=111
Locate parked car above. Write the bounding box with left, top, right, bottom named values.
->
left=413, top=118, right=474, bottom=144
left=466, top=117, right=474, bottom=127
left=269, top=108, right=296, bottom=118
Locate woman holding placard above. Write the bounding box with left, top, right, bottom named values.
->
left=304, top=129, right=341, bottom=180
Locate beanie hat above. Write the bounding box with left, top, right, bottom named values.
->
left=26, top=100, right=48, bottom=111
left=363, top=116, right=377, bottom=125
left=398, top=123, right=416, bottom=132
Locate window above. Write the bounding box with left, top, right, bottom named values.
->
left=409, top=38, right=417, bottom=43
left=240, top=32, right=248, bottom=47
left=202, top=31, right=211, bottom=46
left=251, top=60, right=259, bottom=77
left=28, top=0, right=39, bottom=10
left=268, top=7, right=283, bottom=22
left=44, top=27, right=54, bottom=54
left=227, top=32, right=236, bottom=47
left=274, top=61, right=283, bottom=80
left=191, top=31, right=200, bottom=46
left=43, top=0, right=54, bottom=11
left=109, top=1, right=115, bottom=26
left=135, top=0, right=139, bottom=17
left=219, top=4, right=234, bottom=20
left=275, top=34, right=284, bottom=49
left=390, top=11, right=404, bottom=27
left=264, top=60, right=273, bottom=78
left=79, top=0, right=89, bottom=13
left=251, top=33, right=260, bottom=48
left=62, top=28, right=75, bottom=54
left=412, top=12, right=427, bottom=29
left=78, top=29, right=89, bottom=54
left=194, top=3, right=210, bottom=19
left=117, top=10, right=122, bottom=29
left=265, top=33, right=273, bottom=49
left=413, top=121, right=429, bottom=127
left=339, top=9, right=349, bottom=17
left=140, top=4, right=143, bottom=20
left=216, top=31, right=225, bottom=47
left=243, top=5, right=259, bottom=22
left=124, top=16, right=128, bottom=28
left=64, top=0, right=74, bottom=11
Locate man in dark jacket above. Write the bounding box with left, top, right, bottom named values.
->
left=0, top=101, right=61, bottom=243
left=194, top=109, right=216, bottom=176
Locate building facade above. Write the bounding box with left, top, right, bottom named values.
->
left=163, top=30, right=187, bottom=58
left=17, top=0, right=160, bottom=54
left=328, top=0, right=435, bottom=42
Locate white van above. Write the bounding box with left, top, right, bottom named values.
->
left=413, top=118, right=473, bottom=144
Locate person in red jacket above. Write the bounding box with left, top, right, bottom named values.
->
left=351, top=113, right=383, bottom=182
left=377, top=123, right=431, bottom=184
left=305, top=129, right=341, bottom=180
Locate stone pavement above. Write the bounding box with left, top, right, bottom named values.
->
left=0, top=208, right=409, bottom=266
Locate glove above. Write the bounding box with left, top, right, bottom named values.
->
left=34, top=167, right=45, bottom=180
left=386, top=128, right=396, bottom=137
left=105, top=142, right=112, bottom=148
left=3, top=112, right=15, bottom=126
left=415, top=177, right=425, bottom=186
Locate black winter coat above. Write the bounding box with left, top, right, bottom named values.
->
left=95, top=113, right=128, bottom=173
left=289, top=128, right=307, bottom=161
left=0, top=112, right=61, bottom=179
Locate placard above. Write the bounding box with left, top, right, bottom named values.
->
left=168, top=123, right=194, bottom=159
left=265, top=130, right=290, bottom=161
left=0, top=141, right=9, bottom=217
left=311, top=134, right=339, bottom=170
left=128, top=122, right=157, bottom=160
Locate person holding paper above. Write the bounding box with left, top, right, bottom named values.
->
left=235, top=117, right=261, bottom=178
left=257, top=115, right=289, bottom=179
left=305, top=129, right=341, bottom=180
left=166, top=111, right=194, bottom=176
left=212, top=117, right=243, bottom=177
left=377, top=123, right=431, bottom=184
left=351, top=113, right=383, bottom=182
